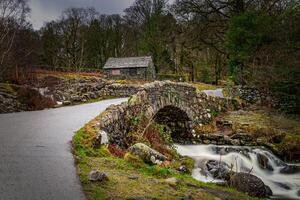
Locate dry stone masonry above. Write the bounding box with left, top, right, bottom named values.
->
left=95, top=81, right=240, bottom=146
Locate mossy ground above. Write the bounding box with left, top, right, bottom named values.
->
left=73, top=117, right=262, bottom=200
left=216, top=108, right=300, bottom=161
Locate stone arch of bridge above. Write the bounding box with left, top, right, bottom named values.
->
left=152, top=105, right=194, bottom=143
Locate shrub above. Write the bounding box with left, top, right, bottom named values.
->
left=17, top=86, right=56, bottom=110
left=108, top=144, right=126, bottom=158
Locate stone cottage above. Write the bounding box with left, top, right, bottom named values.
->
left=103, top=56, right=155, bottom=80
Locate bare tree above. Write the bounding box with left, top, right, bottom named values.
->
left=0, top=0, right=30, bottom=77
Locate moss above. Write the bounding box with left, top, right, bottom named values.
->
left=115, top=80, right=128, bottom=84
left=139, top=165, right=174, bottom=178
left=170, top=156, right=195, bottom=173
left=128, top=95, right=139, bottom=106
left=94, top=188, right=105, bottom=200
left=272, top=133, right=300, bottom=161
left=124, top=153, right=146, bottom=168
left=195, top=123, right=218, bottom=135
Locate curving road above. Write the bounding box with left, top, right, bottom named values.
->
left=0, top=98, right=127, bottom=200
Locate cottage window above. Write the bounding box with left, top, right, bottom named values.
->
left=129, top=68, right=137, bottom=76
left=112, top=69, right=121, bottom=75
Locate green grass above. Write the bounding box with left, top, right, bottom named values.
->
left=72, top=117, right=263, bottom=200
left=193, top=82, right=219, bottom=93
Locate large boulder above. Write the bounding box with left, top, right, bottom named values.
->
left=230, top=172, right=272, bottom=198
left=128, top=143, right=167, bottom=165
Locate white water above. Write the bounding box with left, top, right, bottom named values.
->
left=176, top=144, right=300, bottom=200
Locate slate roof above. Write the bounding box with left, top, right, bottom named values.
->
left=103, top=56, right=152, bottom=69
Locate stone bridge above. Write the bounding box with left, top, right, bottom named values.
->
left=95, top=81, right=240, bottom=146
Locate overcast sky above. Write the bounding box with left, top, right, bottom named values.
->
left=29, top=0, right=136, bottom=30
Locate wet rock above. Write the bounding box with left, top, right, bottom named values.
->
left=265, top=185, right=273, bottom=196
left=271, top=133, right=285, bottom=144
left=280, top=165, right=300, bottom=174
left=257, top=153, right=274, bottom=171
left=88, top=170, right=108, bottom=182
left=206, top=160, right=231, bottom=180
left=128, top=143, right=167, bottom=165
left=214, top=146, right=251, bottom=159
left=230, top=172, right=271, bottom=198
left=274, top=182, right=291, bottom=190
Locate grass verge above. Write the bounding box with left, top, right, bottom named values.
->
left=72, top=117, right=263, bottom=200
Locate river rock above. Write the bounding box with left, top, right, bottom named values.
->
left=128, top=143, right=167, bottom=165
left=230, top=172, right=271, bottom=197
left=206, top=160, right=231, bottom=180
left=274, top=182, right=291, bottom=190
left=257, top=153, right=274, bottom=171
left=280, top=165, right=300, bottom=174
left=88, top=170, right=108, bottom=182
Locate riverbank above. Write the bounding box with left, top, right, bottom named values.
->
left=72, top=116, right=260, bottom=200
left=193, top=106, right=300, bottom=162
left=71, top=88, right=300, bottom=199
left=176, top=144, right=300, bottom=199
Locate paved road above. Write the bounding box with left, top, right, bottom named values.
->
left=202, top=88, right=224, bottom=98
left=0, top=98, right=127, bottom=200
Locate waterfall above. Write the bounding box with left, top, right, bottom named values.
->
left=176, top=144, right=300, bottom=200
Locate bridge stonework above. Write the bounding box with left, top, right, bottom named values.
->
left=95, top=81, right=240, bottom=146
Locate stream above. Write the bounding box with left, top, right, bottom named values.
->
left=176, top=144, right=300, bottom=200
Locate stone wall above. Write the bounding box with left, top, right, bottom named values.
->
left=95, top=81, right=240, bottom=146
left=225, top=86, right=265, bottom=104
left=0, top=77, right=142, bottom=113
left=225, top=85, right=297, bottom=112
left=36, top=77, right=142, bottom=105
